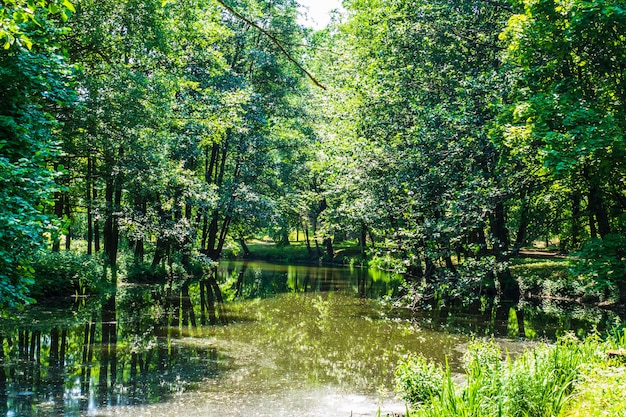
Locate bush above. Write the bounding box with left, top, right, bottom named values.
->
left=126, top=262, right=168, bottom=283
left=30, top=251, right=103, bottom=298
left=572, top=234, right=626, bottom=303
left=395, top=354, right=443, bottom=406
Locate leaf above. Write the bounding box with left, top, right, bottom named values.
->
left=62, top=0, right=76, bottom=13
left=20, top=35, right=33, bottom=50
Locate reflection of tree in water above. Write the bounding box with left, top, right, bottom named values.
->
left=419, top=296, right=623, bottom=340
left=0, top=281, right=226, bottom=417
left=197, top=267, right=228, bottom=325
left=2, top=263, right=619, bottom=416
left=226, top=261, right=402, bottom=299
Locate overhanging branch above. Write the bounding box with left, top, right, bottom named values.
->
left=215, top=0, right=327, bottom=90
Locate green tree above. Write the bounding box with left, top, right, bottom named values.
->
left=54, top=0, right=314, bottom=277
left=322, top=0, right=519, bottom=299
left=0, top=0, right=75, bottom=308
left=501, top=0, right=626, bottom=300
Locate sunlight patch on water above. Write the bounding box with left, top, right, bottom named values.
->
left=89, top=386, right=407, bottom=417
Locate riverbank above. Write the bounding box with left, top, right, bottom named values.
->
left=396, top=333, right=626, bottom=417
left=228, top=240, right=625, bottom=312
left=224, top=239, right=366, bottom=265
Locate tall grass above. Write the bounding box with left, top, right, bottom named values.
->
left=396, top=333, right=625, bottom=417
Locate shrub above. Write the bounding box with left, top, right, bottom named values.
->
left=30, top=251, right=103, bottom=298
left=572, top=234, right=626, bottom=303
left=126, top=262, right=168, bottom=283
left=395, top=354, right=444, bottom=406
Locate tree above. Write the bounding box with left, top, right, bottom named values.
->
left=53, top=0, right=314, bottom=278
left=501, top=0, right=626, bottom=300
left=322, top=0, right=520, bottom=299
left=0, top=0, right=75, bottom=308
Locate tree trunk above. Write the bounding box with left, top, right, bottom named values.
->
left=571, top=191, right=582, bottom=249
left=489, top=200, right=519, bottom=301
left=103, top=148, right=123, bottom=274
left=324, top=237, right=334, bottom=259
left=93, top=183, right=100, bottom=253
left=359, top=223, right=367, bottom=258
left=303, top=217, right=312, bottom=255
left=584, top=165, right=611, bottom=238
left=497, top=267, right=520, bottom=303
left=588, top=183, right=611, bottom=238
left=64, top=195, right=71, bottom=251
left=490, top=200, right=509, bottom=255
left=514, top=191, right=530, bottom=253
left=151, top=238, right=167, bottom=269
left=87, top=157, right=93, bottom=256
left=311, top=214, right=321, bottom=256
left=133, top=197, right=145, bottom=263
left=516, top=308, right=525, bottom=338
left=52, top=186, right=64, bottom=252
left=103, top=178, right=120, bottom=269
left=239, top=238, right=251, bottom=257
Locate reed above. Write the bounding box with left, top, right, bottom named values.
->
left=396, top=332, right=625, bottom=417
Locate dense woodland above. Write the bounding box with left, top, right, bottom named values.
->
left=1, top=0, right=626, bottom=310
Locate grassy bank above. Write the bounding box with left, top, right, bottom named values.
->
left=395, top=333, right=626, bottom=417
left=224, top=239, right=367, bottom=265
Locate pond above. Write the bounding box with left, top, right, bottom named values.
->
left=0, top=260, right=623, bottom=416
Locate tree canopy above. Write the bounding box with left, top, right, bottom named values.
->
left=1, top=0, right=625, bottom=308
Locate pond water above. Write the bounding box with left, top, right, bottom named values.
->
left=0, top=260, right=623, bottom=417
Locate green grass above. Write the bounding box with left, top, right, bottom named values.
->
left=225, top=239, right=368, bottom=265
left=396, top=333, right=626, bottom=417
left=510, top=258, right=595, bottom=301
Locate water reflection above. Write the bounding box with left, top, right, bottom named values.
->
left=0, top=260, right=623, bottom=417
left=0, top=262, right=407, bottom=417
left=221, top=261, right=401, bottom=299
left=0, top=290, right=225, bottom=417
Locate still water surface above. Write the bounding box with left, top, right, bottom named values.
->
left=0, top=261, right=622, bottom=416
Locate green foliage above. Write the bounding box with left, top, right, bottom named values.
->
left=396, top=334, right=614, bottom=417
left=0, top=0, right=74, bottom=309
left=29, top=251, right=103, bottom=297
left=310, top=0, right=524, bottom=300
left=0, top=0, right=74, bottom=50
left=572, top=234, right=626, bottom=302
left=4, top=0, right=626, bottom=314
left=395, top=354, right=443, bottom=406
left=126, top=263, right=168, bottom=284
left=512, top=259, right=590, bottom=300
left=500, top=0, right=626, bottom=288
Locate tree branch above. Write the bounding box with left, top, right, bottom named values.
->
left=215, top=0, right=327, bottom=90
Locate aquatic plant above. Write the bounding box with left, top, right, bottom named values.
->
left=396, top=333, right=625, bottom=417
left=395, top=354, right=444, bottom=405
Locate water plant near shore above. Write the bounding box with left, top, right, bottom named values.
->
left=396, top=332, right=626, bottom=417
